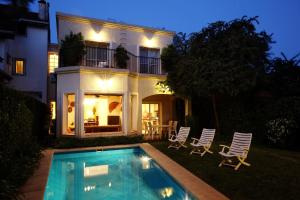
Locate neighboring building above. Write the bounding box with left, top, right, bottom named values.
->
left=55, top=12, right=190, bottom=138
left=0, top=0, right=50, bottom=103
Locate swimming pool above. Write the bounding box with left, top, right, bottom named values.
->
left=44, top=147, right=196, bottom=200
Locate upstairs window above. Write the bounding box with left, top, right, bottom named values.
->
left=139, top=47, right=160, bottom=74
left=48, top=52, right=59, bottom=73
left=85, top=41, right=109, bottom=67
left=14, top=58, right=25, bottom=75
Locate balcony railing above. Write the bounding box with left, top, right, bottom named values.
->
left=60, top=47, right=163, bottom=75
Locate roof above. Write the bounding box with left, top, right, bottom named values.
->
left=56, top=12, right=175, bottom=37
left=0, top=4, right=49, bottom=39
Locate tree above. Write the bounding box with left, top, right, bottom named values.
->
left=60, top=32, right=86, bottom=67
left=267, top=53, right=300, bottom=97
left=5, top=0, right=34, bottom=9
left=161, top=17, right=272, bottom=132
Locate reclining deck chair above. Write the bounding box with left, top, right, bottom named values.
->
left=190, top=128, right=216, bottom=156
left=218, top=132, right=252, bottom=170
left=168, top=127, right=190, bottom=150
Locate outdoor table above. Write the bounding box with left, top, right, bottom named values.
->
left=152, top=124, right=171, bottom=139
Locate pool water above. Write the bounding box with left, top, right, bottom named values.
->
left=44, top=147, right=196, bottom=200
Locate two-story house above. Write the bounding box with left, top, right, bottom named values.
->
left=54, top=12, right=190, bottom=138
left=0, top=0, right=50, bottom=103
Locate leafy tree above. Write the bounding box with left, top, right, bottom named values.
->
left=161, top=17, right=272, bottom=132
left=60, top=32, right=86, bottom=67
left=114, top=45, right=129, bottom=69
left=267, top=53, right=300, bottom=97
left=5, top=0, right=34, bottom=8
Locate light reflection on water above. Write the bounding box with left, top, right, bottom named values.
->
left=44, top=148, right=196, bottom=200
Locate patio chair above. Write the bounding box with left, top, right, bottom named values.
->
left=144, top=122, right=151, bottom=135
left=169, top=121, right=178, bottom=137
left=167, top=120, right=173, bottom=139
left=218, top=132, right=252, bottom=170
left=168, top=127, right=191, bottom=149
left=190, top=128, right=216, bottom=156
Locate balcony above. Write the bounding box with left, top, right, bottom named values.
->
left=60, top=47, right=164, bottom=75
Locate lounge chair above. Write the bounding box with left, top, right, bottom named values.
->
left=190, top=128, right=216, bottom=156
left=168, top=127, right=190, bottom=149
left=218, top=132, right=252, bottom=170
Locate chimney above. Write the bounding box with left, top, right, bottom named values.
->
left=38, top=0, right=49, bottom=21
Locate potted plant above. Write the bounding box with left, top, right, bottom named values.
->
left=114, top=45, right=129, bottom=69
left=60, top=32, right=86, bottom=67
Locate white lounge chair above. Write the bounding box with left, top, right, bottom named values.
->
left=168, top=127, right=190, bottom=149
left=190, top=128, right=216, bottom=156
left=218, top=132, right=252, bottom=170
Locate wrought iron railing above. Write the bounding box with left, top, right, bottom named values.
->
left=60, top=46, right=163, bottom=75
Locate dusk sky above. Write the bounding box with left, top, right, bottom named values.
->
left=31, top=0, right=300, bottom=58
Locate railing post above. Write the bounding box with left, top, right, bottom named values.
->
left=138, top=57, right=140, bottom=73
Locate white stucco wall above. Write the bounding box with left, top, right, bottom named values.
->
left=55, top=13, right=175, bottom=137
left=57, top=14, right=173, bottom=56
left=5, top=27, right=48, bottom=102
left=56, top=67, right=167, bottom=137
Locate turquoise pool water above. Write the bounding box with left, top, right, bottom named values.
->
left=44, top=147, right=196, bottom=200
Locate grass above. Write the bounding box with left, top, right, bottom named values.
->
left=151, top=141, right=300, bottom=200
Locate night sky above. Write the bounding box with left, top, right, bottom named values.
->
left=30, top=0, right=299, bottom=58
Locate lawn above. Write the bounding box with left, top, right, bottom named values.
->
left=151, top=141, right=300, bottom=200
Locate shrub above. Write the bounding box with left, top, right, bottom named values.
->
left=266, top=118, right=297, bottom=147
left=0, top=85, right=49, bottom=199
left=114, top=45, right=129, bottom=69
left=54, top=135, right=144, bottom=149
left=60, top=32, right=86, bottom=66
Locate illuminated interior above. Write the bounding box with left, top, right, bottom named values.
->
left=142, top=103, right=160, bottom=133
left=65, top=94, right=75, bottom=135
left=48, top=52, right=59, bottom=73
left=15, top=59, right=24, bottom=74
left=50, top=101, right=56, bottom=120
left=84, top=94, right=122, bottom=133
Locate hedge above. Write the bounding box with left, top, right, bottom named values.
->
left=0, top=85, right=50, bottom=199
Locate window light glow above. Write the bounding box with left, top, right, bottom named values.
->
left=50, top=101, right=56, bottom=120
left=48, top=53, right=59, bottom=73
left=15, top=60, right=24, bottom=74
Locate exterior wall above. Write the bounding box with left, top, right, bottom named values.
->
left=4, top=27, right=49, bottom=102
left=55, top=13, right=177, bottom=137
left=57, top=14, right=173, bottom=56
left=56, top=67, right=170, bottom=137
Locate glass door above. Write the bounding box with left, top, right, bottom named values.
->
left=142, top=103, right=160, bottom=133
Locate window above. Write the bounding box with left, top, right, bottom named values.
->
left=85, top=41, right=109, bottom=67
left=139, top=47, right=160, bottom=74
left=65, top=94, right=75, bottom=135
left=14, top=58, right=25, bottom=75
left=50, top=101, right=56, bottom=120
left=83, top=94, right=122, bottom=133
left=48, top=52, right=59, bottom=73
left=142, top=103, right=160, bottom=133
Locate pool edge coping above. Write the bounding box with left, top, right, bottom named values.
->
left=20, top=143, right=229, bottom=200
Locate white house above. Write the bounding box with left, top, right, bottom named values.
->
left=55, top=12, right=190, bottom=138
left=0, top=0, right=50, bottom=103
